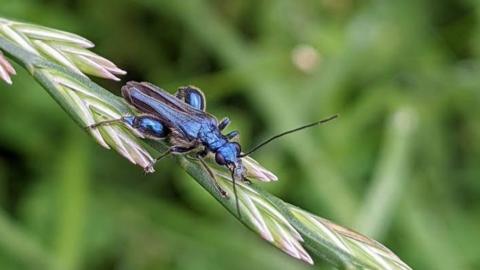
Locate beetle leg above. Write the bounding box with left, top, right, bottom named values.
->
left=146, top=145, right=197, bottom=172
left=175, top=86, right=207, bottom=111
left=241, top=177, right=252, bottom=185
left=218, top=117, right=230, bottom=131
left=87, top=115, right=170, bottom=140
left=197, top=156, right=228, bottom=198
left=86, top=118, right=124, bottom=129
left=225, top=130, right=239, bottom=140
left=196, top=149, right=209, bottom=158
left=170, top=145, right=197, bottom=154
left=131, top=115, right=169, bottom=139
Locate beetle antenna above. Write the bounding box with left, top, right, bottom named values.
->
left=240, top=114, right=338, bottom=157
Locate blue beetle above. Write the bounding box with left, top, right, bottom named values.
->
left=90, top=81, right=338, bottom=215
left=123, top=81, right=244, bottom=196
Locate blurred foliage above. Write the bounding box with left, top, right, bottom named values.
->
left=0, top=0, right=479, bottom=269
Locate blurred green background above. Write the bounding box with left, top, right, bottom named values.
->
left=1, top=0, right=480, bottom=269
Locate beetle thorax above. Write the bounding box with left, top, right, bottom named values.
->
left=199, top=124, right=228, bottom=151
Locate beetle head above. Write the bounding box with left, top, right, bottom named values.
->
left=215, top=142, right=245, bottom=179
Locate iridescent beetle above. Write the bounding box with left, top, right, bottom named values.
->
left=90, top=81, right=337, bottom=215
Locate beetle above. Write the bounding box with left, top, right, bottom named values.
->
left=89, top=81, right=337, bottom=216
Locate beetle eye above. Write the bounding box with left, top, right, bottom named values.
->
left=215, top=152, right=226, bottom=165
